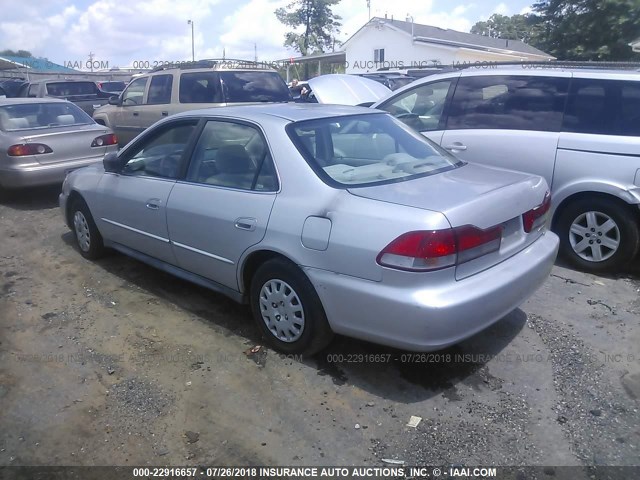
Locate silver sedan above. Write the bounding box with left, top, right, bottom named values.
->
left=0, top=98, right=117, bottom=189
left=59, top=104, right=559, bottom=355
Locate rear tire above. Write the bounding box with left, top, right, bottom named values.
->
left=70, top=198, right=105, bottom=260
left=249, top=258, right=333, bottom=356
left=556, top=197, right=640, bottom=273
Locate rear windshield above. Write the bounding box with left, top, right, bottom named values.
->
left=46, top=82, right=98, bottom=96
left=98, top=81, right=126, bottom=92
left=220, top=72, right=291, bottom=103
left=0, top=102, right=94, bottom=131
left=287, top=113, right=462, bottom=187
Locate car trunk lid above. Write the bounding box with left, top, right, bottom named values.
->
left=348, top=163, right=551, bottom=279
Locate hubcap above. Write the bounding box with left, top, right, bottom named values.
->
left=258, top=279, right=305, bottom=343
left=73, top=211, right=91, bottom=252
left=569, top=211, right=620, bottom=262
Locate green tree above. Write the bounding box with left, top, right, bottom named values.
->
left=529, top=0, right=640, bottom=60
left=471, top=13, right=545, bottom=45
left=0, top=49, right=33, bottom=57
left=275, top=0, right=342, bottom=56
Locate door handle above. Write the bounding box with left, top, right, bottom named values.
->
left=133, top=112, right=139, bottom=116
left=444, top=143, right=467, bottom=151
left=145, top=198, right=161, bottom=210
left=161, top=111, right=169, bottom=116
left=234, top=217, right=257, bottom=231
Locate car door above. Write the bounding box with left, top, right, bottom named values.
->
left=439, top=73, right=570, bottom=187
left=166, top=120, right=278, bottom=290
left=375, top=76, right=458, bottom=145
left=138, top=74, right=174, bottom=128
left=93, top=119, right=200, bottom=265
left=113, top=76, right=149, bottom=145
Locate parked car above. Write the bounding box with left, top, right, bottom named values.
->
left=0, top=98, right=117, bottom=190
left=372, top=67, right=640, bottom=273
left=0, top=79, right=28, bottom=98
left=295, top=74, right=391, bottom=106
left=60, top=104, right=558, bottom=355
left=93, top=59, right=292, bottom=146
left=96, top=80, right=127, bottom=95
left=18, top=79, right=112, bottom=116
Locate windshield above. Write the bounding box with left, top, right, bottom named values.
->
left=46, top=81, right=98, bottom=96
left=0, top=102, right=94, bottom=131
left=288, top=113, right=462, bottom=187
left=220, top=72, right=291, bottom=102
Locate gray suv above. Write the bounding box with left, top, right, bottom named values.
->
left=374, top=66, right=640, bottom=273
left=93, top=60, right=291, bottom=146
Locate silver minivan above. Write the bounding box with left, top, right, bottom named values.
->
left=373, top=66, right=640, bottom=273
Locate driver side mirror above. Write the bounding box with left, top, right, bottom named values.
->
left=108, top=95, right=121, bottom=106
left=103, top=152, right=121, bottom=173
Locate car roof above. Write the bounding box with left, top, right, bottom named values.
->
left=0, top=97, right=70, bottom=105
left=172, top=103, right=379, bottom=123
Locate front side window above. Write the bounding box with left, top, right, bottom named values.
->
left=288, top=113, right=462, bottom=187
left=121, top=77, right=148, bottom=105
left=146, top=74, right=173, bottom=104
left=122, top=121, right=198, bottom=179
left=377, top=79, right=454, bottom=132
left=219, top=72, right=291, bottom=103
left=447, top=75, right=569, bottom=132
left=0, top=102, right=93, bottom=131
left=179, top=72, right=222, bottom=103
left=186, top=121, right=278, bottom=191
left=563, top=78, right=640, bottom=137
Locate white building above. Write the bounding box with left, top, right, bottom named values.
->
left=342, top=16, right=554, bottom=74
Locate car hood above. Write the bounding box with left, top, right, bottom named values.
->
left=347, top=162, right=548, bottom=230
left=308, top=74, right=391, bottom=106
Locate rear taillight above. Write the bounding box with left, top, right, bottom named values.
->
left=523, top=191, right=551, bottom=233
left=91, top=133, right=118, bottom=147
left=7, top=143, right=53, bottom=156
left=377, top=224, right=503, bottom=272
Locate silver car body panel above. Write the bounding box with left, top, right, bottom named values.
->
left=60, top=103, right=558, bottom=351
left=308, top=74, right=391, bottom=105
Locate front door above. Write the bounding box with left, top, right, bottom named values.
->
left=113, top=76, right=148, bottom=145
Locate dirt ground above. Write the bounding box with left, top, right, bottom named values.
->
left=0, top=186, right=639, bottom=473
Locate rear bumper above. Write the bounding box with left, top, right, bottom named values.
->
left=305, top=232, right=559, bottom=351
left=0, top=156, right=103, bottom=188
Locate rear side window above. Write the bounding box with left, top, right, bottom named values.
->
left=146, top=74, right=173, bottom=104
left=563, top=78, right=640, bottom=137
left=46, top=82, right=98, bottom=96
left=219, top=72, right=291, bottom=102
left=179, top=72, right=222, bottom=103
left=447, top=75, right=569, bottom=132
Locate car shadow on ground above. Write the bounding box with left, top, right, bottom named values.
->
left=554, top=255, right=640, bottom=281
left=62, top=232, right=527, bottom=403
left=0, top=185, right=61, bottom=211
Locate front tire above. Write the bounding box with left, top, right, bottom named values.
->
left=70, top=198, right=105, bottom=260
left=249, top=258, right=333, bottom=356
left=556, top=197, right=640, bottom=273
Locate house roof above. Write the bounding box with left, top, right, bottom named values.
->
left=357, top=17, right=553, bottom=59
left=0, top=56, right=78, bottom=73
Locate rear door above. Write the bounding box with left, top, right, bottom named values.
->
left=166, top=119, right=278, bottom=290
left=439, top=73, right=570, bottom=187
left=375, top=76, right=458, bottom=145
left=138, top=74, right=174, bottom=128
left=93, top=119, right=200, bottom=265
left=112, top=76, right=148, bottom=145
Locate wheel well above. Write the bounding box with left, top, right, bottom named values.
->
left=94, top=118, right=107, bottom=126
left=551, top=191, right=638, bottom=230
left=65, top=191, right=84, bottom=227
left=241, top=250, right=297, bottom=293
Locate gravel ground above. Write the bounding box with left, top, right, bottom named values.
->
left=0, top=185, right=638, bottom=473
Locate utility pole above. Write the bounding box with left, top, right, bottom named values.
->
left=367, top=0, right=371, bottom=20
left=88, top=52, right=95, bottom=72
left=254, top=43, right=257, bottom=62
left=187, top=20, right=195, bottom=61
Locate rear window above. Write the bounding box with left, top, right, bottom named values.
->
left=0, top=102, right=93, bottom=131
left=288, top=113, right=462, bottom=188
left=46, top=82, right=99, bottom=96
left=220, top=72, right=291, bottom=103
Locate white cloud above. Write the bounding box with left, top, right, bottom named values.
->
left=493, top=3, right=509, bottom=15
